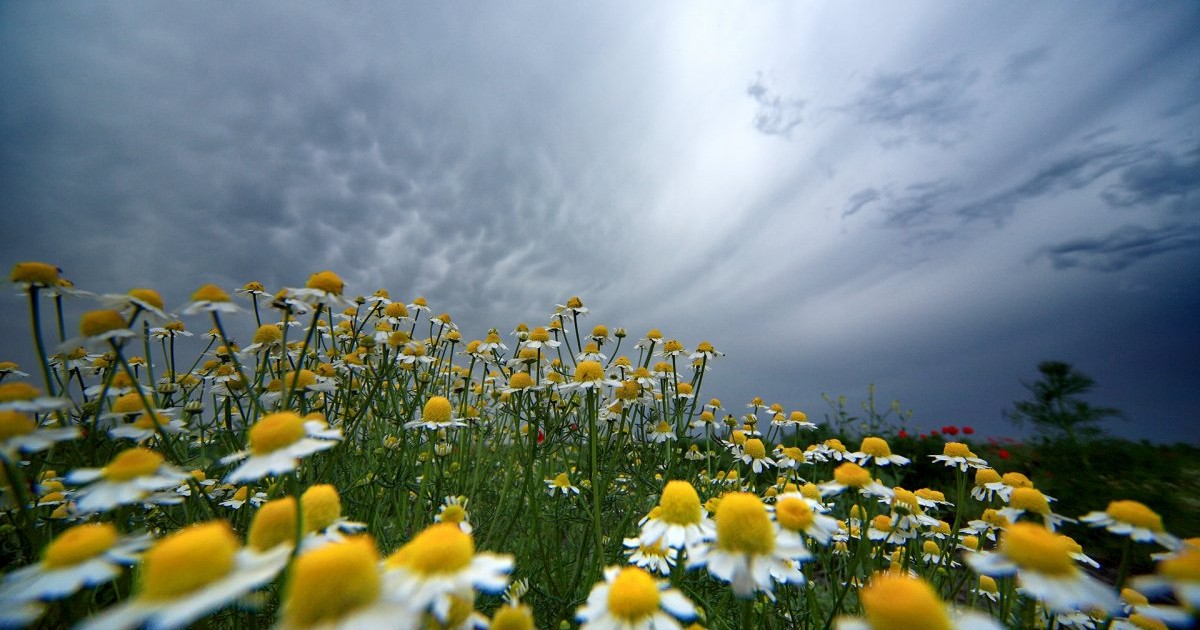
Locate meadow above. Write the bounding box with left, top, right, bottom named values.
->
left=1, top=262, right=1196, bottom=629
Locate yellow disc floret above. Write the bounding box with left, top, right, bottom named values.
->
left=1158, top=548, right=1200, bottom=581
left=191, top=284, right=231, bottom=303
left=607, top=567, right=660, bottom=621
left=775, top=496, right=814, bottom=533
left=42, top=523, right=118, bottom=568
left=80, top=310, right=127, bottom=338
left=249, top=412, right=307, bottom=455
left=658, top=480, right=702, bottom=525
left=10, top=262, right=60, bottom=286
left=1009, top=487, right=1051, bottom=515
left=422, top=396, right=453, bottom=425
left=248, top=498, right=298, bottom=551
left=942, top=442, right=974, bottom=458
left=0, top=411, right=36, bottom=441
left=103, top=448, right=164, bottom=481
left=1000, top=522, right=1076, bottom=576
left=1105, top=500, right=1164, bottom=531
left=714, top=492, right=774, bottom=555
left=285, top=536, right=380, bottom=627
left=574, top=360, right=604, bottom=383
left=386, top=522, right=474, bottom=575
left=860, top=573, right=951, bottom=630
left=860, top=436, right=892, bottom=458
left=833, top=462, right=872, bottom=489
left=302, top=484, right=342, bottom=532
left=306, top=271, right=344, bottom=296
left=140, top=521, right=237, bottom=599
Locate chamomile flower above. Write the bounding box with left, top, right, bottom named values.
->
left=0, top=522, right=150, bottom=603
left=9, top=261, right=62, bottom=290
left=67, top=447, right=190, bottom=514
left=0, top=381, right=70, bottom=413
left=520, top=327, right=560, bottom=351
left=564, top=360, right=608, bottom=391
left=738, top=438, right=777, bottom=473
left=181, top=284, right=244, bottom=316
left=820, top=462, right=895, bottom=500
left=638, top=480, right=716, bottom=552
left=686, top=492, right=809, bottom=599
left=80, top=521, right=290, bottom=630
left=971, top=468, right=1004, bottom=502
left=967, top=522, right=1119, bottom=614
left=277, top=536, right=414, bottom=630
left=576, top=566, right=695, bottom=630
left=1080, top=500, right=1180, bottom=549
left=999, top=487, right=1074, bottom=531
left=108, top=410, right=188, bottom=443
left=223, top=411, right=343, bottom=483
left=383, top=522, right=513, bottom=623
left=546, top=472, right=580, bottom=496
left=987, top=471, right=1035, bottom=503
left=647, top=420, right=677, bottom=443
left=219, top=485, right=267, bottom=509
left=405, top=396, right=469, bottom=431
left=688, top=341, right=724, bottom=361
left=286, top=270, right=350, bottom=307
left=99, top=288, right=171, bottom=322
left=848, top=436, right=911, bottom=467
left=771, top=492, right=840, bottom=546
left=836, top=572, right=1002, bottom=630
left=435, top=495, right=474, bottom=534
left=623, top=537, right=678, bottom=575
left=0, top=410, right=79, bottom=459
left=930, top=442, right=989, bottom=472
left=1131, top=546, right=1200, bottom=609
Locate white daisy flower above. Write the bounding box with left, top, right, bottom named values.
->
left=638, top=481, right=716, bottom=552
left=0, top=523, right=150, bottom=603
left=0, top=410, right=79, bottom=459
left=738, top=438, right=777, bottom=473
left=434, top=495, right=474, bottom=534
left=576, top=566, right=695, bottom=630
left=108, top=410, right=188, bottom=443
left=1131, top=546, right=1200, bottom=610
left=771, top=493, right=839, bottom=546
left=404, top=396, right=469, bottom=431
left=284, top=270, right=351, bottom=308
left=836, top=572, right=1003, bottom=630
left=1079, top=500, right=1180, bottom=550
left=519, top=327, right=560, bottom=351
left=929, top=442, right=990, bottom=472
left=998, top=487, right=1075, bottom=532
left=819, top=462, right=895, bottom=500
left=686, top=492, right=809, bottom=599
left=966, top=522, right=1119, bottom=614
left=0, top=382, right=71, bottom=413
left=646, top=420, right=677, bottom=444
left=382, top=523, right=513, bottom=624
left=546, top=472, right=580, bottom=497
left=223, top=412, right=342, bottom=483
left=180, top=284, right=245, bottom=316
left=67, top=447, right=191, bottom=514
left=79, top=521, right=290, bottom=630
left=277, top=536, right=416, bottom=630
left=623, top=537, right=678, bottom=575
left=847, top=437, right=911, bottom=467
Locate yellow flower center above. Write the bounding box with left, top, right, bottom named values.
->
left=553, top=473, right=573, bottom=489
left=302, top=484, right=342, bottom=532
left=191, top=284, right=231, bottom=303
left=252, top=324, right=283, bottom=345
left=1128, top=613, right=1169, bottom=630
left=491, top=604, right=535, bottom=630
left=975, top=468, right=1001, bottom=486
left=440, top=504, right=467, bottom=525
left=387, top=522, right=475, bottom=575
left=981, top=509, right=1009, bottom=527
left=1000, top=522, right=1076, bottom=576
left=825, top=438, right=847, bottom=453
left=744, top=438, right=767, bottom=460
left=1002, top=472, right=1034, bottom=488
left=978, top=575, right=998, bottom=594
left=565, top=296, right=584, bottom=309
left=775, top=496, right=815, bottom=532
left=306, top=270, right=344, bottom=296
left=80, top=310, right=127, bottom=338
left=423, top=396, right=453, bottom=424
left=961, top=535, right=980, bottom=550
left=384, top=302, right=409, bottom=318
left=248, top=498, right=298, bottom=550
left=125, top=288, right=164, bottom=311
left=860, top=436, right=892, bottom=458
left=110, top=392, right=147, bottom=414
left=42, top=523, right=118, bottom=568
left=574, top=360, right=604, bottom=383
left=916, top=488, right=946, bottom=503
left=661, top=340, right=684, bottom=354
left=1121, top=587, right=1149, bottom=606
left=1105, top=500, right=1163, bottom=531
left=871, top=515, right=893, bottom=532
left=10, top=261, right=60, bottom=285
left=892, top=488, right=920, bottom=514
left=508, top=372, right=534, bottom=390
left=1158, top=549, right=1200, bottom=581
left=0, top=410, right=36, bottom=441
left=658, top=480, right=702, bottom=525
left=103, top=448, right=164, bottom=481
left=607, top=567, right=661, bottom=621
left=243, top=281, right=266, bottom=292
left=833, top=462, right=872, bottom=489
left=860, top=573, right=951, bottom=630
left=922, top=540, right=941, bottom=555
left=529, top=327, right=551, bottom=342
left=140, top=521, right=237, bottom=599
left=801, top=483, right=821, bottom=501
left=285, top=536, right=380, bottom=627
left=942, top=442, right=973, bottom=458
left=132, top=411, right=171, bottom=429
left=249, top=412, right=307, bottom=455
left=715, top=492, right=775, bottom=555
left=1009, top=487, right=1051, bottom=515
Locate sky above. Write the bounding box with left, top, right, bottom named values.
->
left=2, top=2, right=1198, bottom=443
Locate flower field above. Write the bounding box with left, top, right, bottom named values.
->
left=1, top=262, right=1196, bottom=629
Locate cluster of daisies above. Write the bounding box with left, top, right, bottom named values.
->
left=1, top=261, right=1197, bottom=629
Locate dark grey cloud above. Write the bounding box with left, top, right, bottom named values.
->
left=956, top=142, right=1150, bottom=224
left=746, top=74, right=805, bottom=137
left=1036, top=223, right=1200, bottom=272
left=846, top=58, right=980, bottom=146
left=995, top=45, right=1051, bottom=84
left=842, top=187, right=880, bottom=218
left=1101, top=144, right=1200, bottom=212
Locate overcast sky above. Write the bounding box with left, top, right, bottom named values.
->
left=2, top=2, right=1198, bottom=443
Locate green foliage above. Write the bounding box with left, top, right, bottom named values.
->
left=1004, top=361, right=1123, bottom=443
